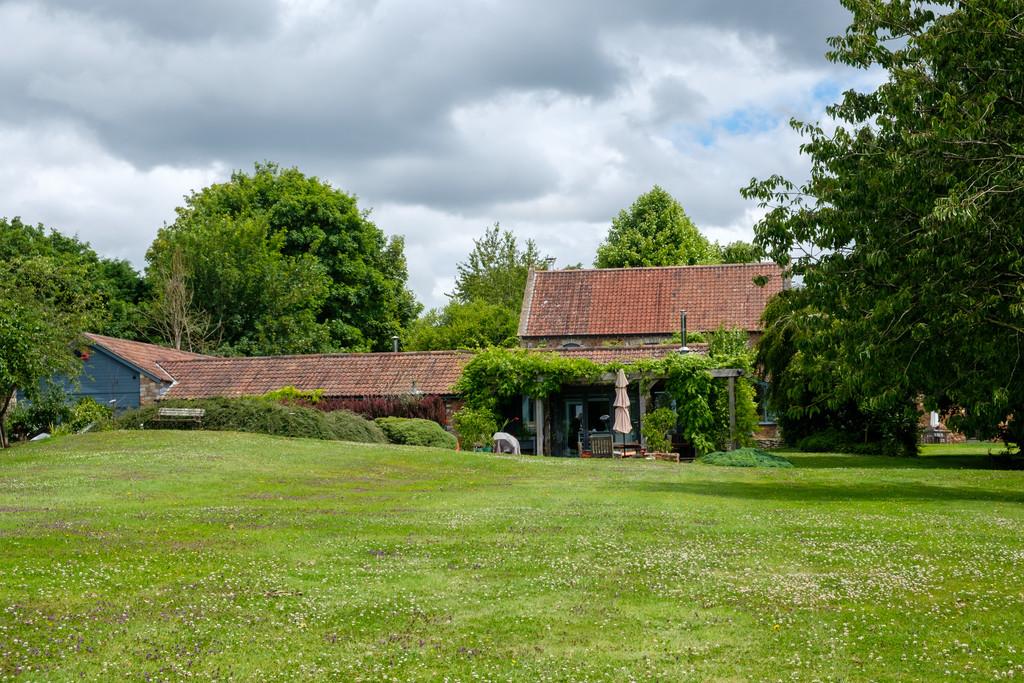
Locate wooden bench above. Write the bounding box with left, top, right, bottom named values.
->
left=153, top=407, right=206, bottom=425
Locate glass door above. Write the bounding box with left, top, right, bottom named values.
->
left=587, top=398, right=611, bottom=437
left=564, top=400, right=584, bottom=456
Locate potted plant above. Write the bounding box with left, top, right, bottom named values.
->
left=643, top=407, right=679, bottom=462
left=451, top=406, right=499, bottom=452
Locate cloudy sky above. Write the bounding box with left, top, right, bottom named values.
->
left=0, top=0, right=879, bottom=309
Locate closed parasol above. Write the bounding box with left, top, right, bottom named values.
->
left=612, top=369, right=632, bottom=448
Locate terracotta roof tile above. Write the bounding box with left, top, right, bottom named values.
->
left=160, top=351, right=474, bottom=400
left=84, top=333, right=210, bottom=383
left=519, top=263, right=784, bottom=338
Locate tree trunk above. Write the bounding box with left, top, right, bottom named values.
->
left=0, top=387, right=13, bottom=449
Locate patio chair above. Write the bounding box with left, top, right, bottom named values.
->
left=590, top=433, right=614, bottom=458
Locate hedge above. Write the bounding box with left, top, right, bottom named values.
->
left=374, top=417, right=458, bottom=449
left=116, top=398, right=386, bottom=444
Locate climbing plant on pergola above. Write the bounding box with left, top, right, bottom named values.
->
left=453, top=348, right=758, bottom=453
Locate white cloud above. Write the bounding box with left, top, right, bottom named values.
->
left=0, top=121, right=224, bottom=266
left=0, top=0, right=874, bottom=309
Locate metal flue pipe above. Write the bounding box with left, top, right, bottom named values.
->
left=680, top=310, right=689, bottom=353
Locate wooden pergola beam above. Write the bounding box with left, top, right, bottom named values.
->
left=709, top=368, right=744, bottom=450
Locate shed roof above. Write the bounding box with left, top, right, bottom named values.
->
left=159, top=351, right=474, bottom=400
left=84, top=333, right=210, bottom=383
left=518, top=263, right=784, bottom=339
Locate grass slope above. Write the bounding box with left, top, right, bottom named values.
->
left=1, top=431, right=1023, bottom=681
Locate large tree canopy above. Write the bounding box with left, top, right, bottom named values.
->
left=595, top=186, right=719, bottom=268
left=406, top=224, right=545, bottom=350
left=743, top=1, right=1024, bottom=447
left=0, top=217, right=148, bottom=339
left=149, top=211, right=332, bottom=355
left=756, top=289, right=919, bottom=454
left=147, top=164, right=420, bottom=354
left=0, top=256, right=102, bottom=448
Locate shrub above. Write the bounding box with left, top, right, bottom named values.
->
left=4, top=385, right=72, bottom=441
left=451, top=407, right=499, bottom=449
left=796, top=429, right=896, bottom=456
left=697, top=448, right=793, bottom=468
left=374, top=417, right=457, bottom=449
left=53, top=398, right=113, bottom=436
left=324, top=410, right=387, bottom=443
left=796, top=429, right=851, bottom=453
left=642, top=407, right=676, bottom=453
left=4, top=404, right=37, bottom=442
left=311, top=395, right=448, bottom=424
left=116, top=398, right=386, bottom=444
left=261, top=386, right=324, bottom=404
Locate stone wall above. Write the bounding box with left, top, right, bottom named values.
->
left=521, top=332, right=761, bottom=350
left=140, top=376, right=165, bottom=406
left=521, top=334, right=675, bottom=350
left=753, top=423, right=782, bottom=448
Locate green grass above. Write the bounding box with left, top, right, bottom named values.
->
left=2, top=432, right=1024, bottom=681
left=921, top=441, right=1020, bottom=457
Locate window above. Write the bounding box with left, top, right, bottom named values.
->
left=521, top=396, right=535, bottom=432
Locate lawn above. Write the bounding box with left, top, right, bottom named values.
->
left=2, top=432, right=1023, bottom=681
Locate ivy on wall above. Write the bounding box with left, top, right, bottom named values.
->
left=453, top=343, right=759, bottom=453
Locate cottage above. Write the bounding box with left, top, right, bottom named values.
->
left=30, top=264, right=783, bottom=453
left=506, top=263, right=787, bottom=456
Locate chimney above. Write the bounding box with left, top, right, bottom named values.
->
left=392, top=335, right=400, bottom=353
left=680, top=310, right=690, bottom=353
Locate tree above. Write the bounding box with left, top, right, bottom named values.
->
left=406, top=224, right=546, bottom=350
left=0, top=257, right=101, bottom=448
left=743, top=1, right=1024, bottom=448
left=405, top=300, right=519, bottom=351
left=144, top=248, right=216, bottom=351
left=0, top=217, right=148, bottom=339
left=147, top=213, right=331, bottom=356
left=755, top=290, right=919, bottom=454
left=595, top=186, right=720, bottom=268
left=719, top=240, right=765, bottom=264
left=451, top=223, right=544, bottom=309
left=147, top=163, right=420, bottom=354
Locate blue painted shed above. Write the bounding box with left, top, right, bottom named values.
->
left=34, top=334, right=211, bottom=413
left=57, top=343, right=148, bottom=411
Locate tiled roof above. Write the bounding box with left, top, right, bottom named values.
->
left=519, top=263, right=785, bottom=338
left=159, top=351, right=474, bottom=400
left=84, top=333, right=210, bottom=383
left=550, top=345, right=706, bottom=364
